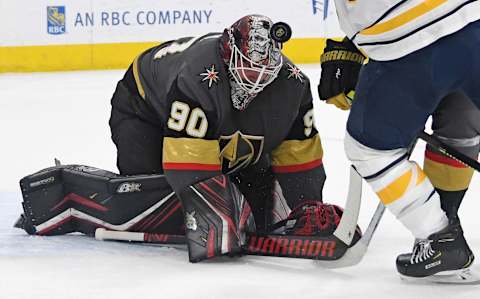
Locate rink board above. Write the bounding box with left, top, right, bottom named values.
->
left=0, top=0, right=342, bottom=72
left=0, top=38, right=329, bottom=72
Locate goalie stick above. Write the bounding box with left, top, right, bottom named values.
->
left=95, top=229, right=186, bottom=244
left=95, top=228, right=348, bottom=260
left=95, top=166, right=366, bottom=264
left=314, top=137, right=419, bottom=268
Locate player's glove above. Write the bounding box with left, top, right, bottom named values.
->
left=318, top=37, right=366, bottom=110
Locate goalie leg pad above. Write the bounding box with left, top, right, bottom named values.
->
left=19, top=164, right=183, bottom=236
left=179, top=175, right=251, bottom=262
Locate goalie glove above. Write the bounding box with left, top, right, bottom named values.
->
left=318, top=37, right=366, bottom=110
left=284, top=201, right=362, bottom=246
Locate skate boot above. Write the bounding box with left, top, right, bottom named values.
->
left=396, top=222, right=474, bottom=279
left=437, top=189, right=475, bottom=263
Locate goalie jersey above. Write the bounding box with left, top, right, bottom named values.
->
left=122, top=33, right=325, bottom=204
left=334, top=0, right=480, bottom=60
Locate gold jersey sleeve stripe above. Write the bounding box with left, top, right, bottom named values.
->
left=271, top=134, right=323, bottom=167
left=163, top=137, right=220, bottom=165
left=360, top=0, right=447, bottom=36
left=132, top=55, right=146, bottom=99
left=424, top=158, right=474, bottom=191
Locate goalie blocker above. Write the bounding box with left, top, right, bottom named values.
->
left=17, top=164, right=362, bottom=262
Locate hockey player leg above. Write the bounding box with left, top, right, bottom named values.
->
left=17, top=164, right=183, bottom=236
left=345, top=133, right=475, bottom=280
left=178, top=175, right=251, bottom=263
left=425, top=92, right=480, bottom=223
left=345, top=132, right=448, bottom=239
left=422, top=93, right=479, bottom=277
left=342, top=52, right=479, bottom=278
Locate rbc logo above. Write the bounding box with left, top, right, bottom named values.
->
left=47, top=6, right=66, bottom=35
left=312, top=0, right=329, bottom=20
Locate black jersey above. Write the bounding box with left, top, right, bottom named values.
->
left=130, top=33, right=325, bottom=204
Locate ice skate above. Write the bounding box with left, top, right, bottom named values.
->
left=396, top=222, right=478, bottom=284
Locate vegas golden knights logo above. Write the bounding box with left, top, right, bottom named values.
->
left=219, top=131, right=264, bottom=173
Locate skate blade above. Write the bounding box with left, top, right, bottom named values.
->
left=400, top=268, right=480, bottom=285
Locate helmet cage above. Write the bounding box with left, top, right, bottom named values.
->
left=227, top=29, right=283, bottom=95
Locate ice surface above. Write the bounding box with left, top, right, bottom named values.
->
left=1, top=66, right=479, bottom=298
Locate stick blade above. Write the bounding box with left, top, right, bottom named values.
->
left=316, top=203, right=386, bottom=269
left=315, top=238, right=368, bottom=268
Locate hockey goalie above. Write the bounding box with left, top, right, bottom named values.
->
left=15, top=15, right=361, bottom=263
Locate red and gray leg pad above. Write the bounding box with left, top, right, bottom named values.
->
left=179, top=175, right=252, bottom=262
left=17, top=164, right=184, bottom=236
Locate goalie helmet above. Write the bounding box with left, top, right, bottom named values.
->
left=220, top=15, right=283, bottom=110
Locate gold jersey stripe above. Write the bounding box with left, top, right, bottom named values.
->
left=360, top=0, right=448, bottom=36
left=424, top=158, right=474, bottom=191
left=271, top=134, right=323, bottom=167
left=132, top=55, right=146, bottom=99
left=376, top=167, right=413, bottom=205
left=163, top=137, right=220, bottom=165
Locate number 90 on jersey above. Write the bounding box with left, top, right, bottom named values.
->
left=167, top=101, right=208, bottom=138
